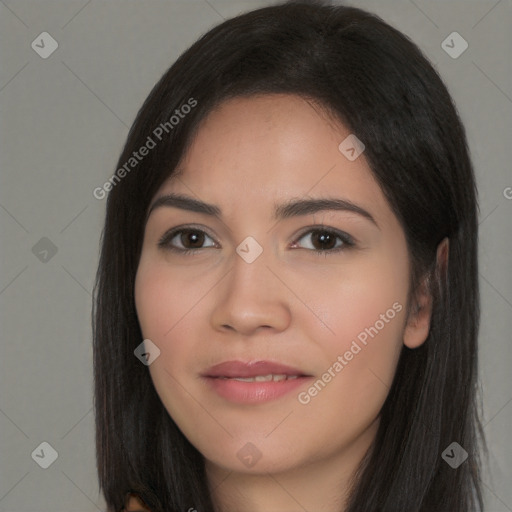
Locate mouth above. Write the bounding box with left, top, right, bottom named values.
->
left=217, top=374, right=300, bottom=382
left=201, top=360, right=313, bottom=404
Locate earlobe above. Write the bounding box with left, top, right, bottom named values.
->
left=403, top=237, right=449, bottom=349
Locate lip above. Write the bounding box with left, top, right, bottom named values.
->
left=203, top=360, right=309, bottom=378
left=202, top=360, right=313, bottom=404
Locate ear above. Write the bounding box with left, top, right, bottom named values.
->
left=403, top=237, right=449, bottom=349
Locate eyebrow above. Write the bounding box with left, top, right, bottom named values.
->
left=147, top=192, right=379, bottom=228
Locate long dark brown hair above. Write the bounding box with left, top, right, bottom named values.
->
left=93, top=1, right=487, bottom=510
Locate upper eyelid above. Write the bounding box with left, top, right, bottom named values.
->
left=159, top=224, right=218, bottom=242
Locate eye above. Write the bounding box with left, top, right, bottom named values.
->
left=291, top=227, right=355, bottom=255
left=158, top=226, right=217, bottom=254
left=157, top=225, right=355, bottom=256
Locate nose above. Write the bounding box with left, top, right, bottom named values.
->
left=209, top=247, right=292, bottom=336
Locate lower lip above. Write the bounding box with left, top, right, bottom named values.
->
left=204, top=376, right=311, bottom=404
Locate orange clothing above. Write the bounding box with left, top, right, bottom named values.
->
left=122, top=492, right=152, bottom=512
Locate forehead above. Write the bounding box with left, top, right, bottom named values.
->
left=182, top=94, right=350, bottom=177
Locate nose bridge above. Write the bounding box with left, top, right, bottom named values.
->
left=210, top=241, right=291, bottom=334
left=230, top=242, right=272, bottom=296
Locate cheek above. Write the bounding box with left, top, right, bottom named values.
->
left=301, top=250, right=409, bottom=353
left=135, top=265, right=165, bottom=340
left=134, top=260, right=197, bottom=394
left=293, top=295, right=406, bottom=449
left=134, top=260, right=204, bottom=424
left=134, top=256, right=219, bottom=380
left=297, top=251, right=408, bottom=410
left=135, top=258, right=201, bottom=340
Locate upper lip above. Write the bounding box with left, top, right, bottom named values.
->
left=203, top=360, right=311, bottom=378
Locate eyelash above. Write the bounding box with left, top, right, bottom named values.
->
left=157, top=225, right=356, bottom=257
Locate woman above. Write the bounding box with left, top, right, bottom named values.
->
left=93, top=1, right=487, bottom=511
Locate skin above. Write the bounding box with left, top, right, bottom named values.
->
left=134, top=94, right=433, bottom=512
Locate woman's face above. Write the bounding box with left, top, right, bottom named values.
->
left=135, top=94, right=428, bottom=478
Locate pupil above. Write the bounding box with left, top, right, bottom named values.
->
left=315, top=232, right=334, bottom=249
left=185, top=230, right=203, bottom=248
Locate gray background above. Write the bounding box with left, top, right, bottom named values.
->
left=0, top=0, right=510, bottom=511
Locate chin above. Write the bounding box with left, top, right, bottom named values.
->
left=208, top=451, right=302, bottom=475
